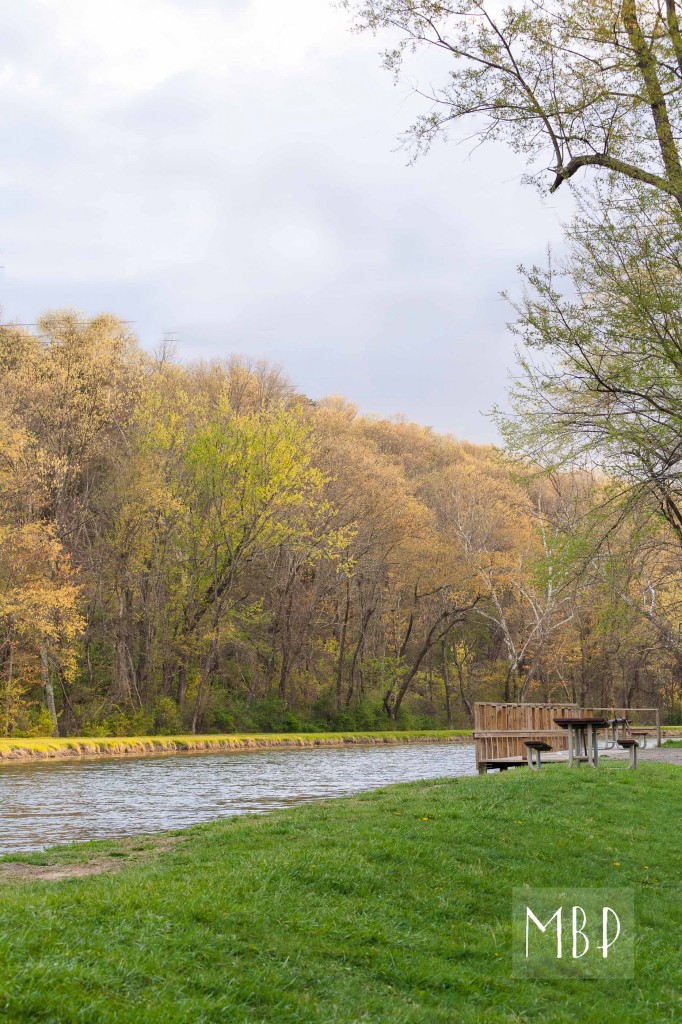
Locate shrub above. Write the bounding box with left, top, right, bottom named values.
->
left=153, top=696, right=182, bottom=734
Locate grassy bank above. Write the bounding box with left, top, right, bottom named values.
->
left=0, top=763, right=681, bottom=1022
left=0, top=729, right=472, bottom=763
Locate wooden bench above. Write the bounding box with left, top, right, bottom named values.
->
left=524, top=740, right=553, bottom=770
left=617, top=737, right=639, bottom=768
left=628, top=729, right=652, bottom=749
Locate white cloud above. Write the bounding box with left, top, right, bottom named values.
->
left=0, top=0, right=572, bottom=441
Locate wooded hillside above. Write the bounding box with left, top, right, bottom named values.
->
left=0, top=311, right=678, bottom=736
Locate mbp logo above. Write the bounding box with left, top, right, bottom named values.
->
left=512, top=889, right=634, bottom=978
left=525, top=904, right=621, bottom=959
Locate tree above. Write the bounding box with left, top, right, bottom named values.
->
left=383, top=580, right=479, bottom=720
left=0, top=404, right=84, bottom=734
left=0, top=524, right=83, bottom=736
left=424, top=453, right=574, bottom=699
left=344, top=0, right=682, bottom=206
left=171, top=402, right=336, bottom=728
left=0, top=312, right=144, bottom=539
left=498, top=185, right=682, bottom=545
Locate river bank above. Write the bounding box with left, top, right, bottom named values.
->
left=0, top=729, right=472, bottom=763
left=1, top=763, right=680, bottom=1022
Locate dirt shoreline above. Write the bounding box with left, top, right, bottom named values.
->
left=0, top=732, right=473, bottom=764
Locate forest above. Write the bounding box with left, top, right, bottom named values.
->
left=1, top=308, right=681, bottom=737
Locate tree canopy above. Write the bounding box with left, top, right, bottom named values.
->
left=344, top=0, right=682, bottom=205
left=0, top=311, right=679, bottom=736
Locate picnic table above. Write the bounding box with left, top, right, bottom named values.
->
left=607, top=718, right=653, bottom=748
left=553, top=716, right=611, bottom=767
left=628, top=728, right=653, bottom=749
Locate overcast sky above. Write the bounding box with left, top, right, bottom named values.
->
left=0, top=0, right=573, bottom=443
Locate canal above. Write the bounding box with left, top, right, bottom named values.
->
left=0, top=741, right=477, bottom=852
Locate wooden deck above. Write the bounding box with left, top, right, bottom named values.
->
left=473, top=702, right=662, bottom=773
left=478, top=752, right=589, bottom=773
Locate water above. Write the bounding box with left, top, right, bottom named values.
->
left=0, top=742, right=476, bottom=853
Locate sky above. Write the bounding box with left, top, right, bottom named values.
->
left=0, top=0, right=573, bottom=443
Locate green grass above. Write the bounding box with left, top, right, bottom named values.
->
left=663, top=739, right=682, bottom=747
left=0, top=729, right=471, bottom=762
left=0, top=764, right=680, bottom=1022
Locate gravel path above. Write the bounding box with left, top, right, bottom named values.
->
left=601, top=744, right=682, bottom=766
left=638, top=746, right=682, bottom=765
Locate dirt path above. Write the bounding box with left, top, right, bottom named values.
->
left=0, top=835, right=181, bottom=882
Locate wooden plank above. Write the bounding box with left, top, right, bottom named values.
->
left=474, top=702, right=580, bottom=708
left=473, top=729, right=567, bottom=737
left=482, top=757, right=525, bottom=764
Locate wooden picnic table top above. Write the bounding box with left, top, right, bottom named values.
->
left=553, top=716, right=610, bottom=728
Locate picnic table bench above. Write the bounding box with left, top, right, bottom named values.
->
left=524, top=740, right=552, bottom=770
left=617, top=737, right=640, bottom=768
left=628, top=729, right=652, bottom=748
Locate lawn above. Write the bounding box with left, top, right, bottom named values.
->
left=0, top=763, right=680, bottom=1022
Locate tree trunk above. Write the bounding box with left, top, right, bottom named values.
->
left=4, top=643, right=13, bottom=737
left=441, top=639, right=453, bottom=729
left=452, top=648, right=475, bottom=725
left=192, top=645, right=217, bottom=734
left=335, top=583, right=350, bottom=713
left=177, top=661, right=188, bottom=708
left=393, top=605, right=476, bottom=720
left=278, top=651, right=290, bottom=701
left=40, top=644, right=59, bottom=736
left=345, top=605, right=375, bottom=706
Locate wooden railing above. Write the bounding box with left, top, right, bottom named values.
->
left=474, top=702, right=578, bottom=768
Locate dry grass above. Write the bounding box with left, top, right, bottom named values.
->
left=0, top=729, right=471, bottom=763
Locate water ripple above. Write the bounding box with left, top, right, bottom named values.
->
left=0, top=742, right=476, bottom=852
